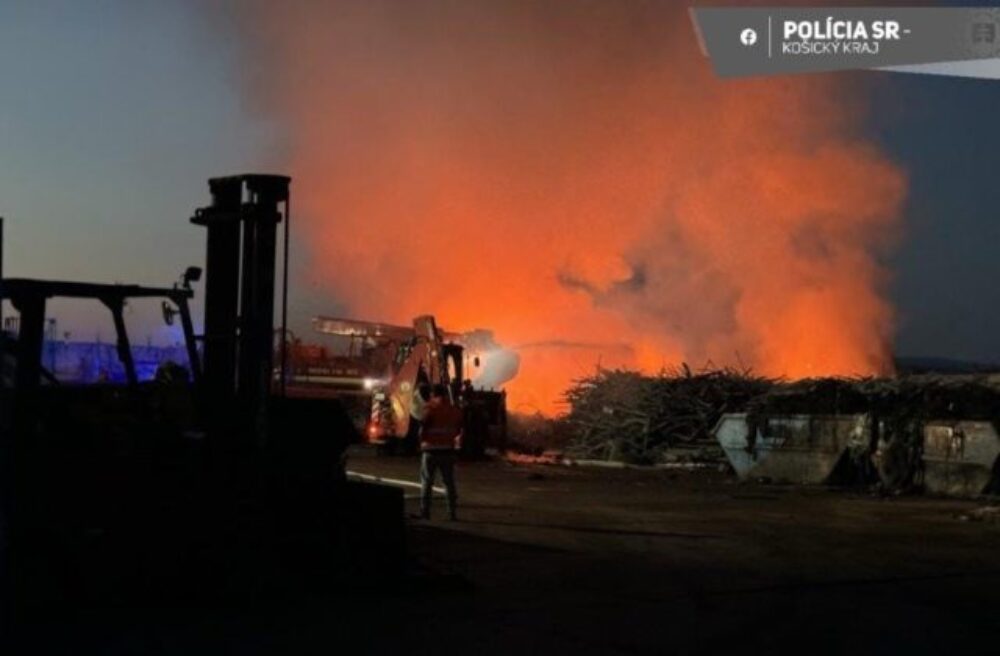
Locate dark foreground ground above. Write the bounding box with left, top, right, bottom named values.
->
left=16, top=445, right=1000, bottom=654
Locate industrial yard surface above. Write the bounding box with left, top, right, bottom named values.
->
left=346, top=448, right=1000, bottom=654
left=19, top=446, right=1000, bottom=655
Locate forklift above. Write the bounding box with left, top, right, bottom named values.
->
left=0, top=175, right=404, bottom=621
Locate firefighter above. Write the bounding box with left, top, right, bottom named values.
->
left=417, top=383, right=463, bottom=520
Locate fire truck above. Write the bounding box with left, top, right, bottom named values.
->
left=313, top=314, right=509, bottom=456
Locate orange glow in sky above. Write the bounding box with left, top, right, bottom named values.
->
left=237, top=1, right=906, bottom=414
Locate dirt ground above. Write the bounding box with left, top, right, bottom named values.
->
left=17, top=445, right=1000, bottom=654
left=346, top=446, right=1000, bottom=655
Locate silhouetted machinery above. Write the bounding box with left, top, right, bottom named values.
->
left=0, top=175, right=403, bottom=622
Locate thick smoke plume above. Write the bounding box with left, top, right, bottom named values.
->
left=227, top=1, right=906, bottom=414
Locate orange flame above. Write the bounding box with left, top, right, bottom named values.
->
left=231, top=1, right=906, bottom=414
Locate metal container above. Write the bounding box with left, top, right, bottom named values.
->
left=715, top=413, right=871, bottom=483
left=921, top=421, right=1000, bottom=497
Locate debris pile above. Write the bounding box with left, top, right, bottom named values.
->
left=506, top=411, right=573, bottom=455
left=746, top=374, right=1000, bottom=420
left=562, top=365, right=775, bottom=464
left=557, top=368, right=1000, bottom=469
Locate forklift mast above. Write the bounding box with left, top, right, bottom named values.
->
left=191, top=174, right=290, bottom=446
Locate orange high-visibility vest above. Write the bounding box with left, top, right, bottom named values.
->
left=420, top=399, right=463, bottom=451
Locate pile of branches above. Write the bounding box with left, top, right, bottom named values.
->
left=506, top=411, right=574, bottom=455
left=561, top=367, right=1000, bottom=467
left=746, top=374, right=1000, bottom=423
left=563, top=365, right=776, bottom=464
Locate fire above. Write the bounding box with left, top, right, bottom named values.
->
left=227, top=1, right=906, bottom=414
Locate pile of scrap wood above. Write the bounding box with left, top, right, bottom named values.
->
left=506, top=411, right=574, bottom=454
left=746, top=374, right=1000, bottom=419
left=561, top=368, right=1000, bottom=467
left=562, top=365, right=775, bottom=464
left=743, top=375, right=1000, bottom=445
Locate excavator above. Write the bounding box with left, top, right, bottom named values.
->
left=313, top=314, right=510, bottom=457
